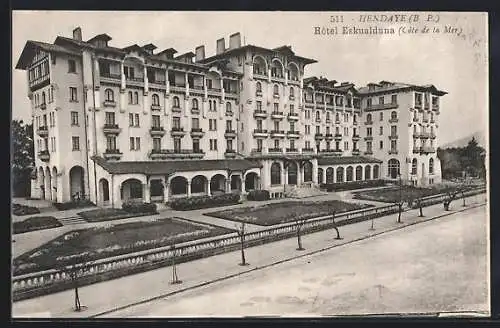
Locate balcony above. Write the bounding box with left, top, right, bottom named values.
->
left=100, top=72, right=121, bottom=81
left=325, top=133, right=333, bottom=140
left=388, top=149, right=398, bottom=155
left=190, top=128, right=205, bottom=138
left=364, top=135, right=373, bottom=141
left=352, top=134, right=361, bottom=141
left=171, top=106, right=182, bottom=113
left=151, top=104, right=162, bottom=111
left=335, top=119, right=341, bottom=124
left=224, top=149, right=237, bottom=158
left=103, top=124, right=121, bottom=135
left=225, top=111, right=234, bottom=117
left=170, top=127, right=186, bottom=137
left=286, top=130, right=300, bottom=139
left=286, top=148, right=299, bottom=153
left=224, top=129, right=237, bottom=139
left=149, top=149, right=205, bottom=160
left=326, top=118, right=331, bottom=124
left=414, top=103, right=422, bottom=110
left=352, top=149, right=361, bottom=156
left=29, top=73, right=50, bottom=91
left=388, top=134, right=398, bottom=140
left=40, top=103, right=47, bottom=110
left=37, top=126, right=48, bottom=137
left=126, top=76, right=145, bottom=87
left=253, top=129, right=269, bottom=138
left=38, top=150, right=50, bottom=162
left=270, top=130, right=286, bottom=138
left=389, top=118, right=398, bottom=123
left=315, top=117, right=322, bottom=123
left=364, top=120, right=373, bottom=125
left=424, top=102, right=430, bottom=110
left=421, top=146, right=436, bottom=154
left=430, top=118, right=435, bottom=123
left=103, top=149, right=123, bottom=160
left=334, top=133, right=343, bottom=141
left=314, top=133, right=324, bottom=140
left=253, top=110, right=268, bottom=118
left=413, top=147, right=422, bottom=154
left=250, top=148, right=263, bottom=156
left=420, top=132, right=430, bottom=139
left=268, top=148, right=283, bottom=154
left=412, top=116, right=419, bottom=122
left=103, top=100, right=117, bottom=108
left=302, top=148, right=314, bottom=153
left=255, top=90, right=262, bottom=97
left=273, top=93, right=280, bottom=99
left=353, top=121, right=358, bottom=126
left=170, top=83, right=186, bottom=94
left=430, top=132, right=436, bottom=139
left=364, top=150, right=373, bottom=155
left=365, top=103, right=398, bottom=111
left=271, top=111, right=285, bottom=120
left=287, top=112, right=299, bottom=121
left=289, top=95, right=295, bottom=101
left=191, top=107, right=200, bottom=115
left=423, top=117, right=429, bottom=123
left=150, top=126, right=166, bottom=136
left=432, top=104, right=440, bottom=111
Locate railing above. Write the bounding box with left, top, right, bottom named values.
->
left=286, top=148, right=298, bottom=153
left=365, top=103, right=398, bottom=111
left=302, top=148, right=314, bottom=153
left=268, top=148, right=283, bottom=153
left=12, top=186, right=486, bottom=300
left=253, top=129, right=268, bottom=134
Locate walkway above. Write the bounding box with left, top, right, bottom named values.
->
left=12, top=193, right=487, bottom=318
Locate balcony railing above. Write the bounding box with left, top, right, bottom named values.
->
left=420, top=132, right=430, bottom=139
left=325, top=133, right=333, bottom=140
left=103, top=124, right=121, bottom=134
left=388, top=134, right=398, bottom=140
left=421, top=146, right=436, bottom=154
left=253, top=129, right=268, bottom=137
left=40, top=103, right=47, bottom=110
left=314, top=133, right=324, bottom=139
left=388, top=149, right=398, bottom=155
left=364, top=150, right=373, bottom=155
left=271, top=111, right=285, bottom=119
left=251, top=148, right=263, bottom=155
left=286, top=130, right=300, bottom=138
left=191, top=107, right=200, bottom=114
left=224, top=129, right=237, bottom=138
left=302, top=148, right=314, bottom=153
left=365, top=103, right=398, bottom=111
left=151, top=104, right=162, bottom=111
left=253, top=110, right=268, bottom=118
left=430, top=132, right=436, bottom=139
left=414, top=103, right=422, bottom=110
left=423, top=117, right=429, bottom=123
left=270, top=130, right=286, bottom=137
left=287, top=112, right=299, bottom=120
left=38, top=150, right=50, bottom=162
left=364, top=120, right=373, bottom=125
left=289, top=95, right=295, bottom=101
left=171, top=127, right=186, bottom=136
left=150, top=126, right=165, bottom=136
left=100, top=72, right=121, bottom=80
left=364, top=135, right=373, bottom=141
left=413, top=147, right=422, bottom=154
left=268, top=148, right=283, bottom=153
left=352, top=149, right=361, bottom=155
left=190, top=128, right=204, bottom=138
left=334, top=133, right=343, bottom=140
left=389, top=118, right=398, bottom=123
left=103, top=100, right=117, bottom=108
left=37, top=126, right=48, bottom=136
left=103, top=149, right=122, bottom=160
left=432, top=103, right=439, bottom=111
left=172, top=106, right=182, bottom=113
left=286, top=148, right=298, bottom=153
left=224, top=150, right=237, bottom=158
left=412, top=116, right=419, bottom=122
left=255, top=90, right=262, bottom=97
left=150, top=149, right=205, bottom=159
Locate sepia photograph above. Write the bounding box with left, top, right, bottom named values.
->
left=11, top=11, right=489, bottom=318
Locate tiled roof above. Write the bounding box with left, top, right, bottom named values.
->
left=317, top=156, right=382, bottom=166
left=357, top=82, right=447, bottom=96
left=92, top=157, right=261, bottom=175
left=15, top=40, right=81, bottom=69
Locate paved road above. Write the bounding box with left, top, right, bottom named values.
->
left=103, top=205, right=489, bottom=317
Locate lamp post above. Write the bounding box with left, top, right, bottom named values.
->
left=397, top=169, right=403, bottom=224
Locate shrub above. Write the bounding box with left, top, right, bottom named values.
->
left=122, top=202, right=157, bottom=214
left=12, top=204, right=40, bottom=216
left=53, top=199, right=95, bottom=211
left=320, top=179, right=386, bottom=192
left=247, top=190, right=271, bottom=201
left=13, top=216, right=62, bottom=234
left=169, top=193, right=240, bottom=211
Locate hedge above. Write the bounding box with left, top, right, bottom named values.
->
left=122, top=202, right=158, bottom=214
left=53, top=199, right=95, bottom=211
left=320, top=179, right=387, bottom=192
left=13, top=216, right=63, bottom=234
left=169, top=193, right=240, bottom=211
left=12, top=204, right=40, bottom=216
left=246, top=190, right=271, bottom=201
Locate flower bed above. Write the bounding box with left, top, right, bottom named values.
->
left=320, top=179, right=388, bottom=192
left=77, top=208, right=156, bottom=223
left=13, top=216, right=63, bottom=234
left=13, top=217, right=234, bottom=276
left=246, top=190, right=271, bottom=201
left=352, top=185, right=453, bottom=203
left=169, top=193, right=240, bottom=211
left=205, top=200, right=373, bottom=226
left=12, top=204, right=40, bottom=216
left=53, top=199, right=95, bottom=211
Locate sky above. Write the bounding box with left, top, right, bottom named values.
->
left=11, top=11, right=488, bottom=145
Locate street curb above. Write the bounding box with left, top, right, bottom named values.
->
left=89, top=202, right=486, bottom=318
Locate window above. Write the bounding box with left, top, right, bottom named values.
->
left=379, top=96, right=384, bottom=105
left=128, top=91, right=133, bottom=104
left=379, top=126, right=383, bottom=135
left=209, top=119, right=217, bottom=131
left=367, top=141, right=372, bottom=152
left=344, top=113, right=348, bottom=122
left=429, top=158, right=434, bottom=174
left=173, top=96, right=180, bottom=108
left=316, top=111, right=320, bottom=121
left=390, top=140, right=397, bottom=151
left=391, top=111, right=397, bottom=120
left=290, top=87, right=294, bottom=98
left=256, top=120, right=263, bottom=130
left=305, top=141, right=310, bottom=149
left=379, top=112, right=383, bottom=121
left=71, top=111, right=79, bottom=126
left=68, top=59, right=76, bottom=73
left=152, top=94, right=160, bottom=106
left=335, top=141, right=340, bottom=150
left=192, top=98, right=198, bottom=109
left=69, top=87, right=78, bottom=102
left=344, top=141, right=349, bottom=150
left=273, top=84, right=279, bottom=96
left=411, top=158, right=418, bottom=175
left=271, top=162, right=281, bottom=185
left=274, top=121, right=280, bottom=131
left=305, top=125, right=310, bottom=135
left=153, top=137, right=161, bottom=151
left=192, top=118, right=199, bottom=129
left=274, top=139, right=280, bottom=149
left=152, top=115, right=161, bottom=128
left=193, top=139, right=200, bottom=152
left=226, top=102, right=232, bottom=113
left=130, top=137, right=141, bottom=150
left=256, top=82, right=262, bottom=93
left=135, top=113, right=140, bottom=127
left=41, top=92, right=46, bottom=105
left=388, top=159, right=401, bottom=178
left=257, top=139, right=263, bottom=151
left=129, top=114, right=134, bottom=126
left=391, top=125, right=397, bottom=136
left=344, top=127, right=349, bottom=135
left=226, top=139, right=233, bottom=151
left=326, top=112, right=330, bottom=121
left=209, top=139, right=218, bottom=151
left=391, top=94, right=397, bottom=104
left=367, top=98, right=372, bottom=107
left=256, top=101, right=262, bottom=111
left=124, top=66, right=134, bottom=79
left=174, top=138, right=181, bottom=152
left=290, top=122, right=295, bottom=131
left=226, top=120, right=232, bottom=131
left=72, top=136, right=80, bottom=151
left=379, top=140, right=384, bottom=149
left=105, top=89, right=114, bottom=102
left=172, top=117, right=181, bottom=129
left=105, top=112, right=115, bottom=125
left=50, top=137, right=56, bottom=152
left=134, top=92, right=139, bottom=105
left=316, top=126, right=320, bottom=134
left=290, top=104, right=294, bottom=113
left=335, top=113, right=340, bottom=122
left=106, top=136, right=117, bottom=150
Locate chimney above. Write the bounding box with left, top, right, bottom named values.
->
left=195, top=45, right=205, bottom=62
left=229, top=32, right=241, bottom=50
left=73, top=27, right=82, bottom=41
left=216, top=38, right=225, bottom=55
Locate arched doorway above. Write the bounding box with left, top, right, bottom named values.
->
left=355, top=166, right=363, bottom=181
left=231, top=175, right=242, bottom=192
left=336, top=167, right=344, bottom=183
left=210, top=174, right=226, bottom=194
left=346, top=166, right=354, bottom=182
left=52, top=167, right=58, bottom=202
left=69, top=166, right=85, bottom=200
left=270, top=162, right=281, bottom=185
left=303, top=161, right=313, bottom=183
left=388, top=159, right=400, bottom=179
left=170, top=176, right=188, bottom=195
left=287, top=162, right=298, bottom=185
left=245, top=172, right=259, bottom=191
left=38, top=166, right=45, bottom=200
left=121, top=178, right=143, bottom=202
left=365, top=165, right=371, bottom=180
left=326, top=167, right=334, bottom=184
left=99, top=178, right=110, bottom=203
left=317, top=168, right=324, bottom=184
left=45, top=167, right=52, bottom=201
left=191, top=175, right=208, bottom=194
left=373, top=165, right=380, bottom=179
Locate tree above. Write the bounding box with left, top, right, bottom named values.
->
left=294, top=215, right=308, bottom=251
left=415, top=197, right=424, bottom=217
left=443, top=189, right=459, bottom=211
left=330, top=209, right=342, bottom=239
left=56, top=253, right=93, bottom=312
left=236, top=223, right=248, bottom=266
left=395, top=174, right=404, bottom=223
left=12, top=120, right=34, bottom=197
left=170, top=244, right=182, bottom=284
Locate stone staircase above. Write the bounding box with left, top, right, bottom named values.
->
left=56, top=216, right=88, bottom=225
left=284, top=183, right=327, bottom=199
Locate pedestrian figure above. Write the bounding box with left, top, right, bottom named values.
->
left=331, top=210, right=342, bottom=240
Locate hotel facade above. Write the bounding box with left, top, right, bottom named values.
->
left=15, top=28, right=446, bottom=208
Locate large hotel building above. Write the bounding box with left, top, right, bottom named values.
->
left=16, top=28, right=446, bottom=208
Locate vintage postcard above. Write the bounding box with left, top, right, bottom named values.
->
left=11, top=11, right=489, bottom=318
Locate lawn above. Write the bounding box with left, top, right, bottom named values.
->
left=13, top=217, right=234, bottom=276
left=205, top=200, right=373, bottom=226
left=13, top=216, right=63, bottom=234
left=352, top=185, right=453, bottom=203
left=77, top=208, right=156, bottom=222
